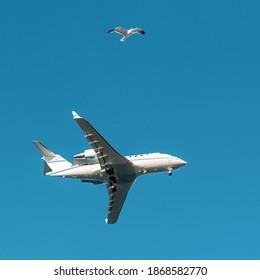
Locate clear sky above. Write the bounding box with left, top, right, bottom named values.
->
left=0, top=0, right=259, bottom=260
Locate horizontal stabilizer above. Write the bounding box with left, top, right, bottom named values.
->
left=33, top=140, right=71, bottom=174
left=33, top=140, right=56, bottom=159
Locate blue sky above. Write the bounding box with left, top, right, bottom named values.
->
left=0, top=0, right=260, bottom=259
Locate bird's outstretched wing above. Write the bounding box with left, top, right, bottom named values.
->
left=131, top=28, right=145, bottom=34
left=107, top=27, right=127, bottom=35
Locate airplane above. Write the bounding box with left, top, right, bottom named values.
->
left=33, top=111, right=186, bottom=224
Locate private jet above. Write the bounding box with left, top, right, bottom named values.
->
left=33, top=111, right=186, bottom=224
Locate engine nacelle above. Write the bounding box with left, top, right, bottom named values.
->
left=73, top=149, right=98, bottom=165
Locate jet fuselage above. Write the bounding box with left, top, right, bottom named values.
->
left=48, top=152, right=186, bottom=183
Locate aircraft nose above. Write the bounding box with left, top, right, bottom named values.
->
left=174, top=158, right=187, bottom=168
left=178, top=159, right=187, bottom=167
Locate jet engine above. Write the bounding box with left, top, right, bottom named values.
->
left=73, top=149, right=98, bottom=165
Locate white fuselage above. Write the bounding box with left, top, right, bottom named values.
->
left=48, top=152, right=186, bottom=182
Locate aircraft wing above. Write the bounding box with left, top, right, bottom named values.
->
left=106, top=179, right=135, bottom=224
left=72, top=111, right=137, bottom=223
left=72, top=111, right=134, bottom=174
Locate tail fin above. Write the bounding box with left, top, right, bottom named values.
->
left=33, top=140, right=71, bottom=174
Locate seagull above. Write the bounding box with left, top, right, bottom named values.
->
left=107, top=27, right=145, bottom=42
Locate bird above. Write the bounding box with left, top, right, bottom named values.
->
left=107, top=27, right=145, bottom=42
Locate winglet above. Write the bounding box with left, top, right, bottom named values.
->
left=72, top=111, right=80, bottom=119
